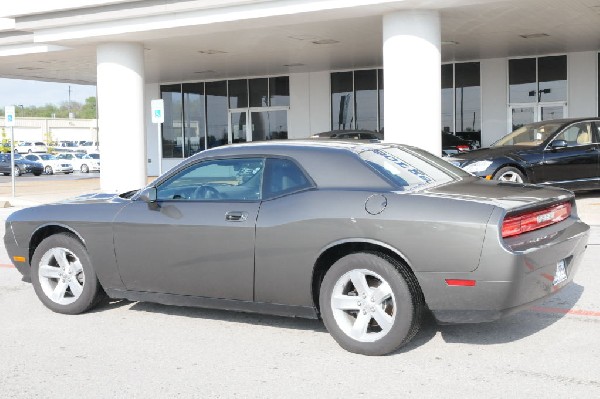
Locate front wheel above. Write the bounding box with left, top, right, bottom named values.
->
left=31, top=233, right=105, bottom=314
left=319, top=252, right=424, bottom=355
left=13, top=166, right=21, bottom=177
left=81, top=164, right=89, bottom=173
left=493, top=166, right=525, bottom=183
left=44, top=165, right=53, bottom=175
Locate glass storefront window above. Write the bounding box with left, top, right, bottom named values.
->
left=228, top=79, right=248, bottom=108
left=249, top=78, right=269, bottom=107
left=331, top=71, right=354, bottom=130
left=509, top=58, right=537, bottom=103
left=378, top=69, right=384, bottom=134
left=509, top=56, right=567, bottom=104
left=182, top=82, right=205, bottom=157
left=441, top=62, right=481, bottom=145
left=538, top=55, right=567, bottom=102
left=206, top=81, right=228, bottom=149
left=160, top=75, right=289, bottom=157
left=269, top=76, right=290, bottom=107
left=455, top=62, right=481, bottom=133
left=441, top=64, right=454, bottom=133
left=161, top=84, right=183, bottom=158
left=354, top=69, right=378, bottom=131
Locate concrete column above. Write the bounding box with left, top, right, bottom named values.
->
left=97, top=42, right=146, bottom=192
left=383, top=10, right=441, bottom=156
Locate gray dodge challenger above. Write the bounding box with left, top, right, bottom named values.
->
left=4, top=140, right=590, bottom=355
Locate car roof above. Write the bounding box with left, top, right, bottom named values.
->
left=170, top=140, right=401, bottom=190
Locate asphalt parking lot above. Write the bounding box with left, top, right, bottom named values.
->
left=0, top=181, right=599, bottom=398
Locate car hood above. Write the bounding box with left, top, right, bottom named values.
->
left=448, top=145, right=540, bottom=163
left=55, top=192, right=130, bottom=205
left=422, top=177, right=573, bottom=213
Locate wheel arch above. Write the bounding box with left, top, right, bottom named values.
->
left=28, top=224, right=86, bottom=266
left=492, top=162, right=529, bottom=180
left=311, top=239, right=422, bottom=315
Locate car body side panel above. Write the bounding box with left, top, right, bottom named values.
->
left=418, top=209, right=589, bottom=323
left=6, top=201, right=128, bottom=290
left=538, top=144, right=599, bottom=187
left=254, top=189, right=494, bottom=307
left=112, top=200, right=259, bottom=301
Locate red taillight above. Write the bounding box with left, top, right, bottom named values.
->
left=456, top=145, right=470, bottom=152
left=502, top=202, right=571, bottom=238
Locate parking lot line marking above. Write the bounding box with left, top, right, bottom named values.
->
left=531, top=306, right=600, bottom=317
left=0, top=263, right=15, bottom=268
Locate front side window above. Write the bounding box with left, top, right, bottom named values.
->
left=553, top=122, right=593, bottom=146
left=157, top=158, right=265, bottom=201
left=360, top=146, right=467, bottom=190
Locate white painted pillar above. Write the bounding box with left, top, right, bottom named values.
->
left=383, top=10, right=441, bottom=156
left=97, top=42, right=146, bottom=192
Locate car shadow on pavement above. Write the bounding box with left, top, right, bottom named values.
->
left=435, top=282, right=584, bottom=346
left=91, top=282, right=583, bottom=352
left=125, top=301, right=328, bottom=333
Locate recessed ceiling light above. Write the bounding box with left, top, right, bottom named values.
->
left=17, top=66, right=43, bottom=70
left=441, top=40, right=459, bottom=46
left=198, top=49, right=227, bottom=55
left=283, top=63, right=305, bottom=67
left=519, top=33, right=549, bottom=39
left=194, top=70, right=216, bottom=74
left=312, top=39, right=339, bottom=45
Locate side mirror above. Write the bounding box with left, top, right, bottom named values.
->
left=138, top=186, right=157, bottom=203
left=549, top=140, right=568, bottom=149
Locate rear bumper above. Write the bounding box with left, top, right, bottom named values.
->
left=417, top=218, right=589, bottom=323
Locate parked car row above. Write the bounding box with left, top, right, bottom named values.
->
left=0, top=152, right=100, bottom=176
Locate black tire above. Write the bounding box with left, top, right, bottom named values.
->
left=81, top=164, right=89, bottom=173
left=44, top=165, right=53, bottom=175
left=31, top=233, right=105, bottom=314
left=13, top=166, right=21, bottom=177
left=319, top=252, right=424, bottom=355
left=28, top=149, right=32, bottom=153
left=493, top=166, right=526, bottom=183
left=33, top=172, right=41, bottom=176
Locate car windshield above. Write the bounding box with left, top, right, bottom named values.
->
left=39, top=154, right=56, bottom=160
left=88, top=153, right=100, bottom=159
left=492, top=122, right=563, bottom=147
left=359, top=146, right=469, bottom=190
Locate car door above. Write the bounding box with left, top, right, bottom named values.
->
left=539, top=121, right=599, bottom=189
left=113, top=157, right=265, bottom=301
left=0, top=154, right=9, bottom=173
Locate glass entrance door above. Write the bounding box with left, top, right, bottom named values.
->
left=250, top=110, right=288, bottom=141
left=228, top=111, right=249, bottom=144
left=509, top=103, right=566, bottom=130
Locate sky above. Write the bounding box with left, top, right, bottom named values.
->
left=0, top=78, right=96, bottom=109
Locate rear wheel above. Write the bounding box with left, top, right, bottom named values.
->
left=493, top=166, right=525, bottom=183
left=31, top=233, right=105, bottom=314
left=81, top=164, right=89, bottom=173
left=319, top=252, right=424, bottom=355
left=13, top=166, right=21, bottom=177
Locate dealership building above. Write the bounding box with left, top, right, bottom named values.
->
left=0, top=0, right=599, bottom=192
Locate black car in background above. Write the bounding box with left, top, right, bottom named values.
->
left=442, top=132, right=477, bottom=156
left=0, top=153, right=44, bottom=176
left=448, top=118, right=600, bottom=191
